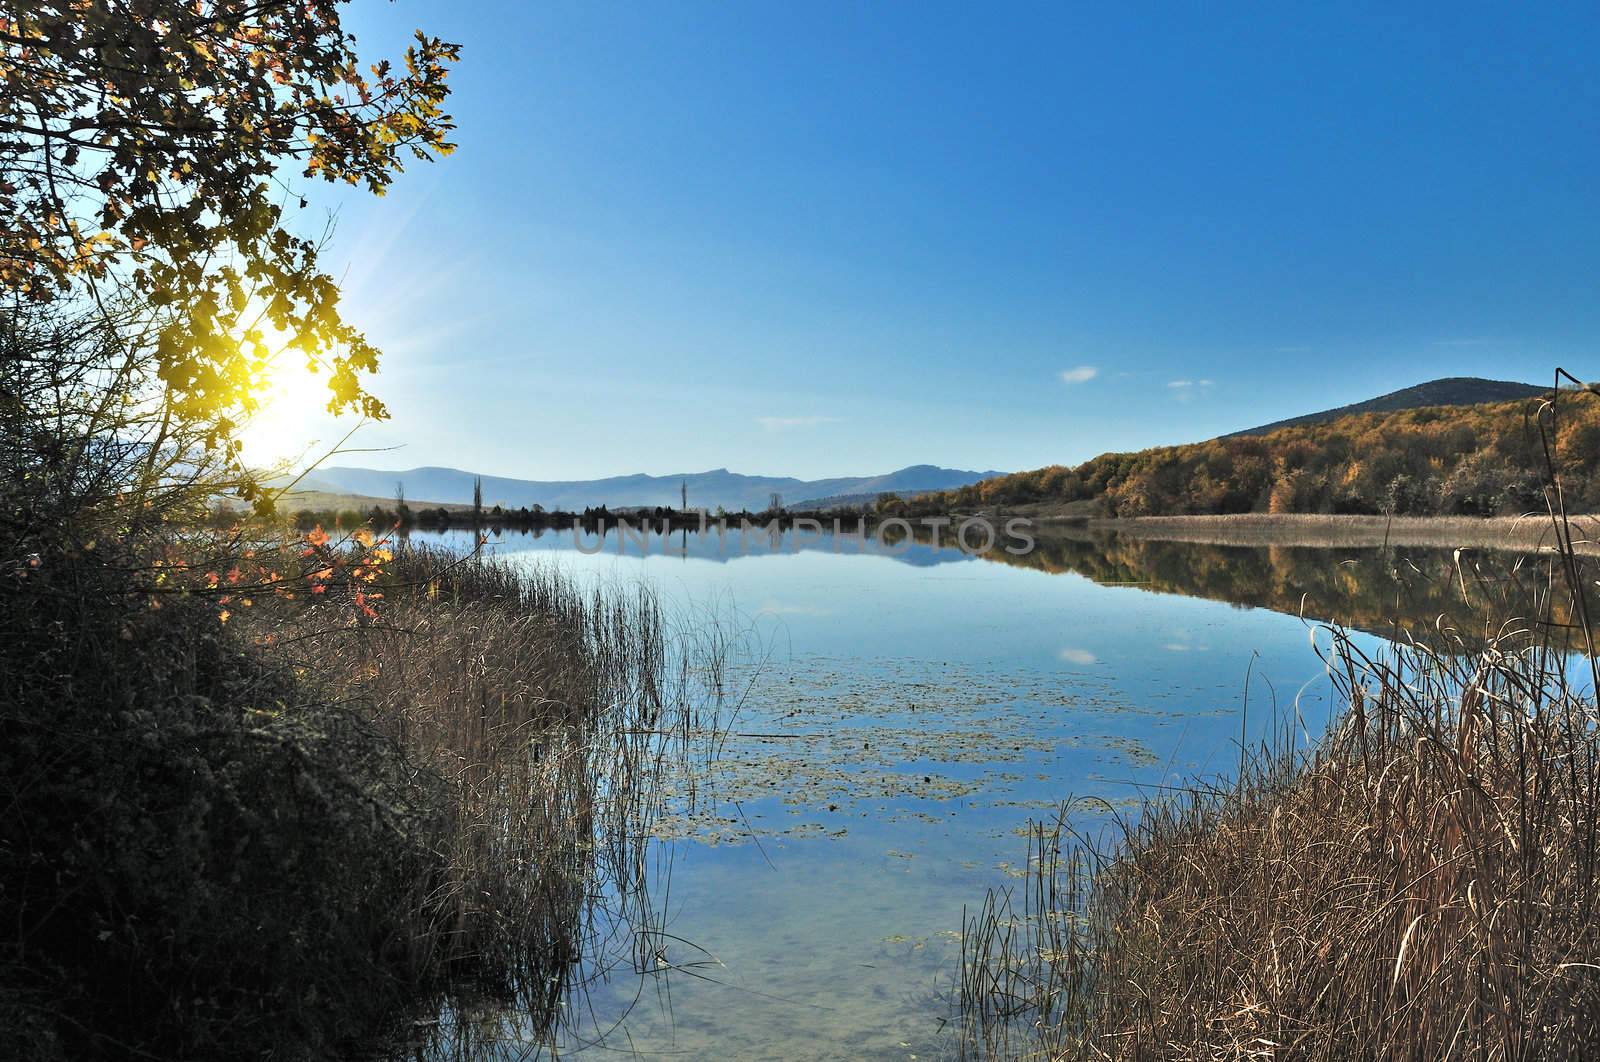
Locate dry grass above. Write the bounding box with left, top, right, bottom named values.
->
left=962, top=582, right=1600, bottom=1058
left=253, top=543, right=730, bottom=1052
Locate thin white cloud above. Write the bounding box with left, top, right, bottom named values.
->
left=1059, top=365, right=1098, bottom=385
left=757, top=415, right=839, bottom=432
left=1058, top=647, right=1098, bottom=665
left=1167, top=378, right=1215, bottom=401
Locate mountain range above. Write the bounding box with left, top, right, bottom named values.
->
left=292, top=463, right=1004, bottom=512
left=288, top=377, right=1549, bottom=514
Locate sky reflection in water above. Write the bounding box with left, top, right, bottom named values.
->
left=415, top=525, right=1545, bottom=1060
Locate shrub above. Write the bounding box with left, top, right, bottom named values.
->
left=1, top=537, right=447, bottom=1059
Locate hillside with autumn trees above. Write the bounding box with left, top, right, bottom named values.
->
left=908, top=391, right=1600, bottom=518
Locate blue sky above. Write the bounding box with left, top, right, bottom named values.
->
left=246, top=1, right=1600, bottom=480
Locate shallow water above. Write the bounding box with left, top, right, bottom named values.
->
left=410, top=524, right=1547, bottom=1060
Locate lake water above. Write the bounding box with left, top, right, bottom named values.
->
left=411, top=524, right=1545, bottom=1060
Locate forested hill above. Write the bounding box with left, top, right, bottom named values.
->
left=909, top=391, right=1600, bottom=518
left=1228, top=377, right=1549, bottom=436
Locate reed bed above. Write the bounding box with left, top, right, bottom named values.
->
left=962, top=585, right=1600, bottom=1058
left=1, top=522, right=729, bottom=1059
left=270, top=543, right=731, bottom=1053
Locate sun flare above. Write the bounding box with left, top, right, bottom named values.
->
left=237, top=353, right=350, bottom=472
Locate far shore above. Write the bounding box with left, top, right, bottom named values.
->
left=1067, top=512, right=1600, bottom=552
left=260, top=489, right=1600, bottom=555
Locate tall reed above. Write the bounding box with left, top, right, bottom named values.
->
left=249, top=543, right=731, bottom=1054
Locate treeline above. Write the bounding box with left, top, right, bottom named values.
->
left=238, top=502, right=873, bottom=533
left=914, top=394, right=1600, bottom=517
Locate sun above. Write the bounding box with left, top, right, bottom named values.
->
left=236, top=353, right=351, bottom=473
left=232, top=206, right=433, bottom=477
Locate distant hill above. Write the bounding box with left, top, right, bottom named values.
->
left=789, top=491, right=896, bottom=510
left=1228, top=377, right=1547, bottom=437
left=906, top=384, right=1589, bottom=519
left=293, top=463, right=1003, bottom=513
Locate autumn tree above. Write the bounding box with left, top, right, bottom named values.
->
left=0, top=1, right=459, bottom=508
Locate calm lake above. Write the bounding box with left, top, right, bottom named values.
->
left=410, top=524, right=1544, bottom=1060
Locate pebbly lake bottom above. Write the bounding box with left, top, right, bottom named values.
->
left=399, top=525, right=1548, bottom=1060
